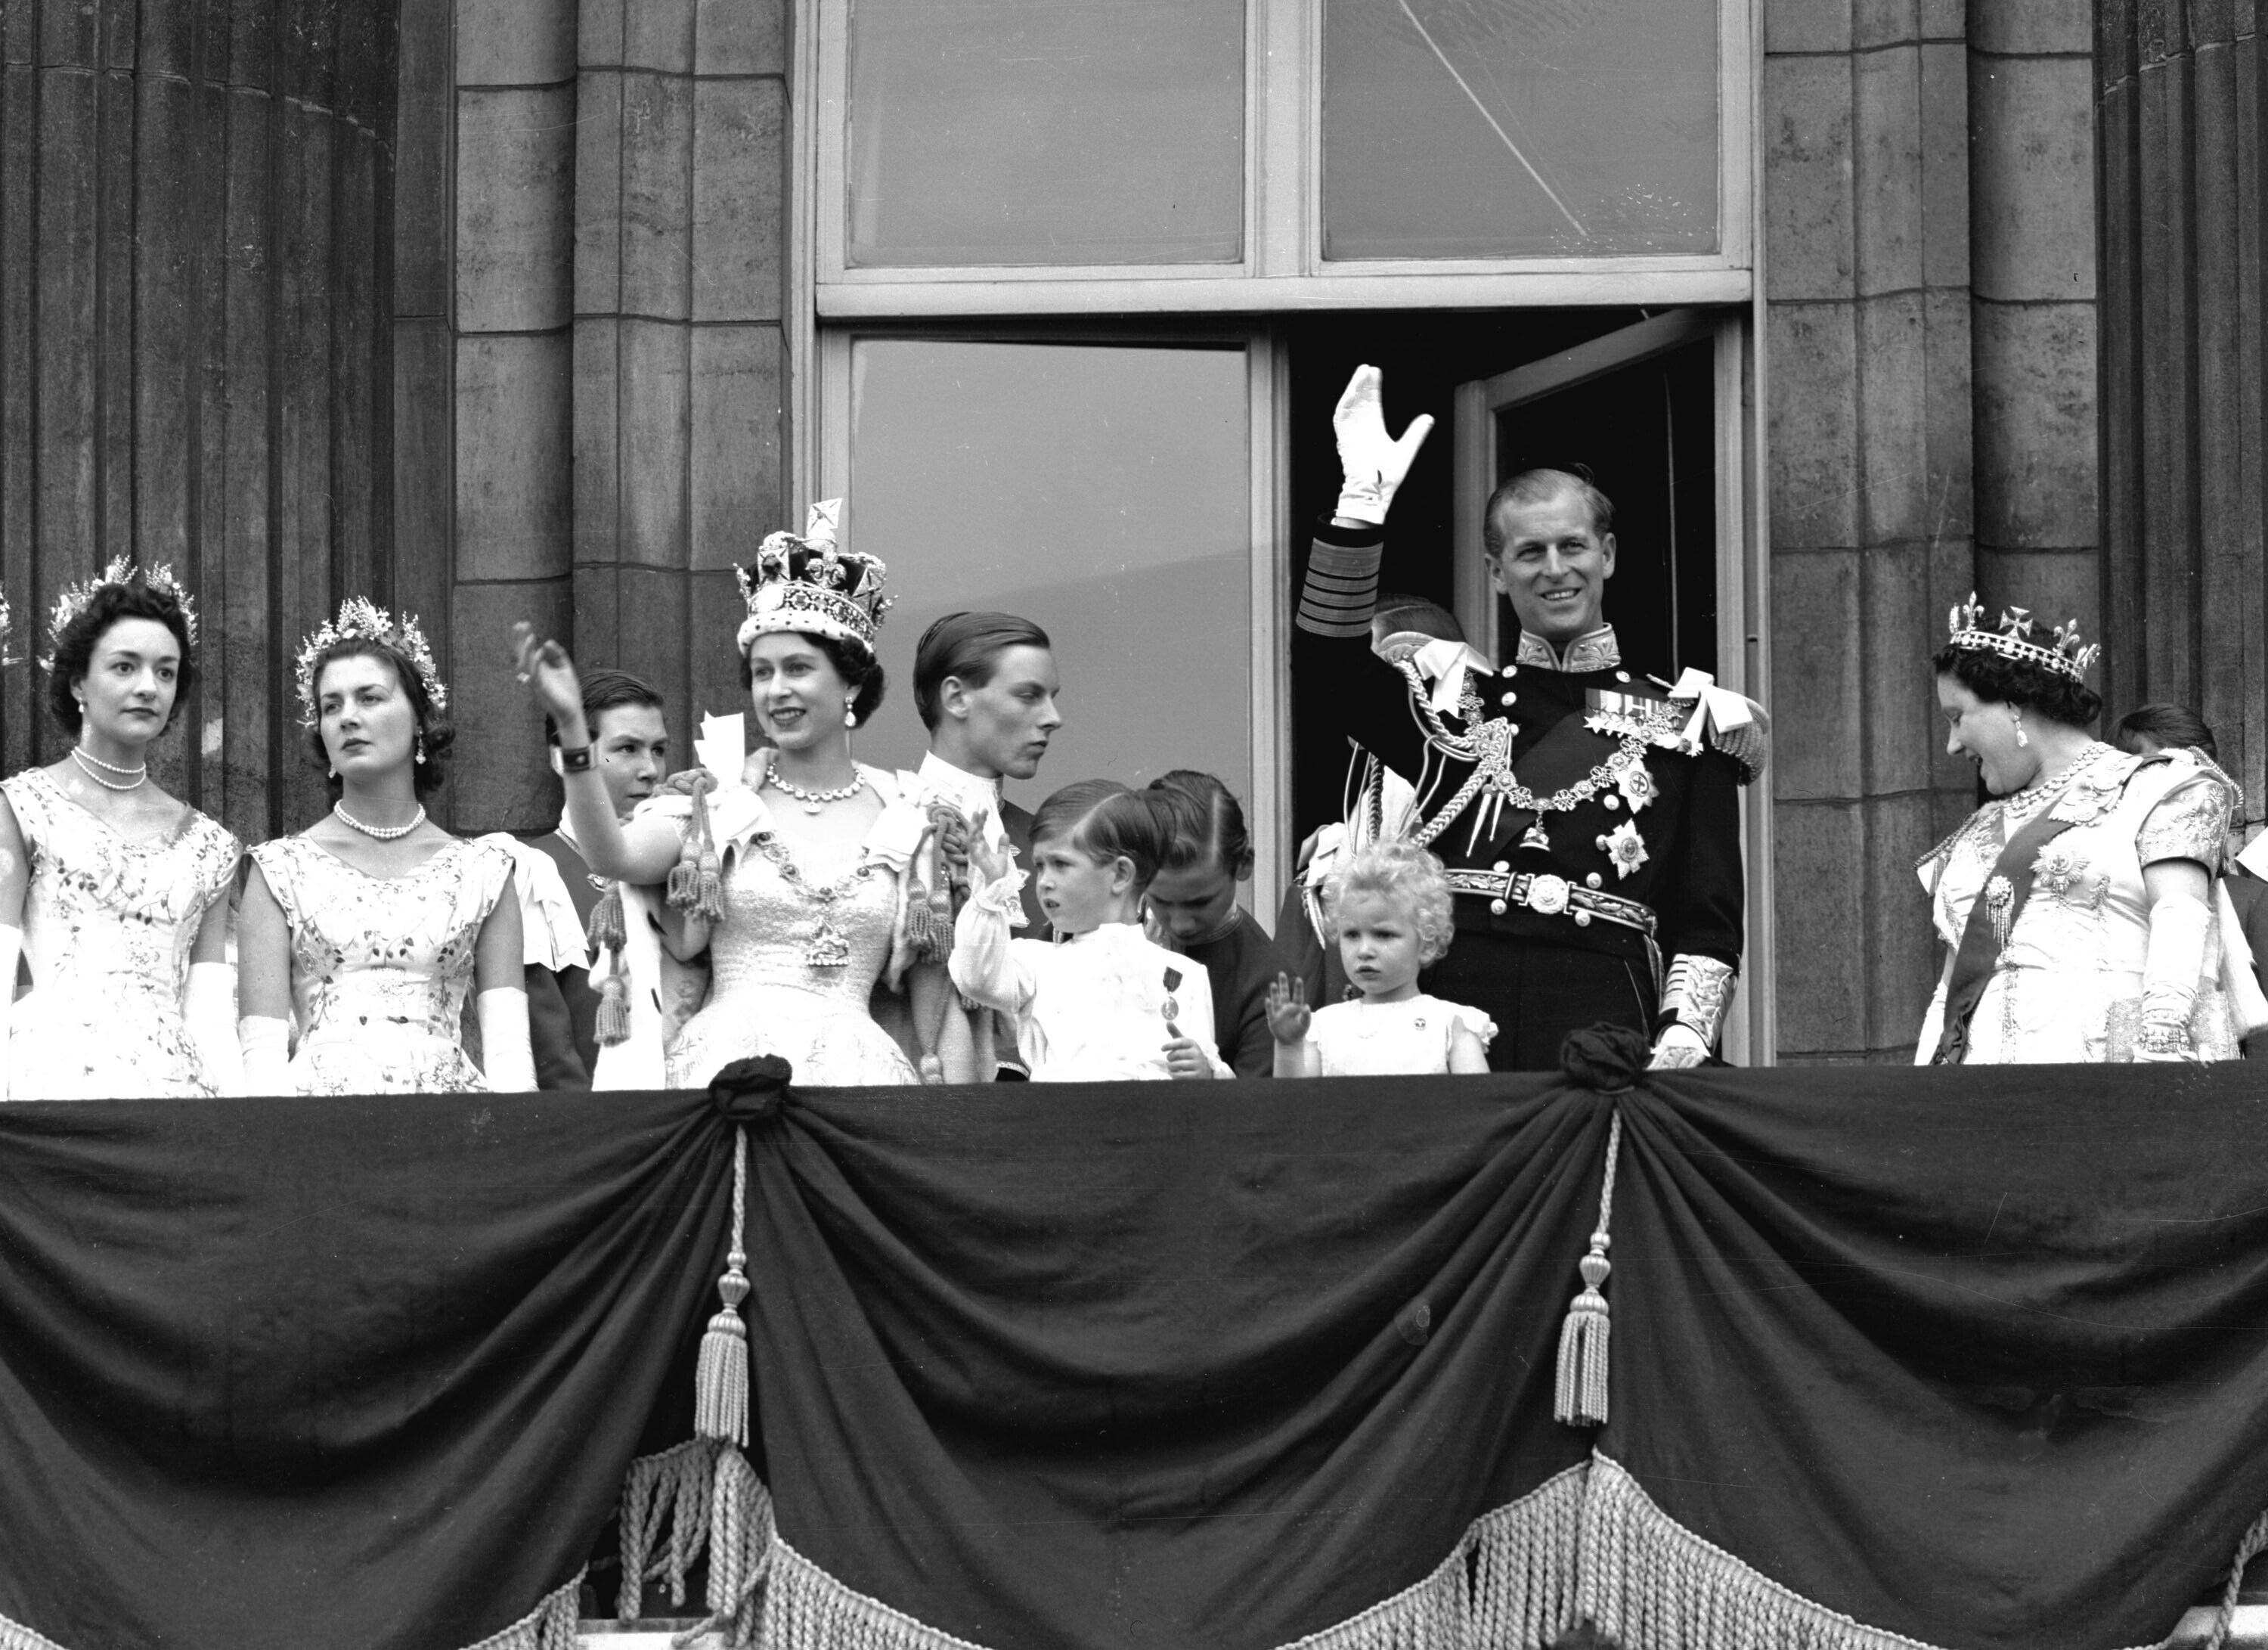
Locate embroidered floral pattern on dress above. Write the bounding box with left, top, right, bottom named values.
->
left=253, top=836, right=513, bottom=1094
left=2135, top=773, right=2235, bottom=870
left=2, top=768, right=240, bottom=1098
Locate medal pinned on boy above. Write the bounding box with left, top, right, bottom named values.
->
left=1161, top=967, right=1184, bottom=1037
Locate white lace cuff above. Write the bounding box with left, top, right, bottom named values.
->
left=970, top=866, right=1029, bottom=917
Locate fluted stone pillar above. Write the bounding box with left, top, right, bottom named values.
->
left=2096, top=0, right=2266, bottom=825
left=0, top=0, right=397, bottom=842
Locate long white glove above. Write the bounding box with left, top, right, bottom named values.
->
left=240, top=1015, right=294, bottom=1096
left=477, top=987, right=537, bottom=1093
left=184, top=961, right=243, bottom=1096
left=0, top=925, right=18, bottom=1103
left=2136, top=892, right=2213, bottom=1060
left=1332, top=364, right=1435, bottom=524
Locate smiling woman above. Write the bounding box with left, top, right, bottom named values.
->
left=515, top=503, right=928, bottom=1089
left=1916, top=598, right=2255, bottom=1065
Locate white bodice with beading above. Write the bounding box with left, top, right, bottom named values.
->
left=1916, top=744, right=2242, bottom=1062
left=665, top=792, right=920, bottom=1090
left=253, top=835, right=513, bottom=1094
left=3, top=768, right=241, bottom=1099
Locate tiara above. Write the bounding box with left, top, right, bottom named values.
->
left=44, top=557, right=200, bottom=665
left=1946, top=592, right=2099, bottom=682
left=735, top=499, right=894, bottom=655
left=294, top=597, right=448, bottom=727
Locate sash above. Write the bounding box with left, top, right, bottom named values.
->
left=1930, top=805, right=2084, bottom=1065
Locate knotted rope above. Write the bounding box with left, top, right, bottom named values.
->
left=1554, top=1023, right=1644, bottom=1428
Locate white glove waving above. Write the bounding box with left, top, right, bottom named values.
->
left=1333, top=364, right=1435, bottom=525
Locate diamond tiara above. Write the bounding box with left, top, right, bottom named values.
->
left=294, top=597, right=448, bottom=727
left=1946, top=592, right=2099, bottom=682
left=734, top=498, right=894, bottom=655
left=45, top=557, right=200, bottom=662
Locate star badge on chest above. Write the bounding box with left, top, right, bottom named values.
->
left=1597, top=818, right=1649, bottom=880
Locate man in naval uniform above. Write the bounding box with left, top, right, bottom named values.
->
left=1292, top=366, right=1759, bottom=1070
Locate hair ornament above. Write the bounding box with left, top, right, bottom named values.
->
left=1946, top=591, right=2099, bottom=682
left=735, top=498, right=894, bottom=656
left=44, top=557, right=200, bottom=668
left=294, top=597, right=448, bottom=727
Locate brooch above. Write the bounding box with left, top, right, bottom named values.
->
left=1597, top=819, right=1649, bottom=880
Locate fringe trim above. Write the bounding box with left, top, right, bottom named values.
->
left=1573, top=1454, right=2151, bottom=1650
left=757, top=1465, right=1588, bottom=1650
left=0, top=1574, right=583, bottom=1650
left=618, top=1437, right=776, bottom=1648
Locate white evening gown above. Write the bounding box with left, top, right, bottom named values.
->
left=253, top=835, right=514, bottom=1094
left=3, top=768, right=241, bottom=1099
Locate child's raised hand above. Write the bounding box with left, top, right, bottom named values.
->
left=1163, top=1036, right=1217, bottom=1080
left=967, top=834, right=1013, bottom=888
left=1265, top=972, right=1312, bottom=1045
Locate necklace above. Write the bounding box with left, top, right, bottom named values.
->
left=767, top=768, right=868, bottom=815
left=755, top=834, right=872, bottom=967
left=2002, top=742, right=2107, bottom=823
left=71, top=748, right=147, bottom=791
left=333, top=801, right=427, bottom=840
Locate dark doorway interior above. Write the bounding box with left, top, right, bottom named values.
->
left=1284, top=310, right=1722, bottom=841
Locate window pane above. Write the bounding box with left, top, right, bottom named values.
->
left=846, top=0, right=1245, bottom=268
left=1322, top=0, right=1719, bottom=259
left=845, top=340, right=1253, bottom=809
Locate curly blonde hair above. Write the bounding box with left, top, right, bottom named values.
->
left=1324, top=839, right=1457, bottom=965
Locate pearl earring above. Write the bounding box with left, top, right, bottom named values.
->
left=844, top=696, right=858, bottom=730
left=414, top=734, right=427, bottom=765
left=2012, top=706, right=2028, bottom=749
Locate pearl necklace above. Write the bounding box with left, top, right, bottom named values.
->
left=71, top=748, right=147, bottom=791
left=766, top=769, right=868, bottom=815
left=333, top=801, right=427, bottom=840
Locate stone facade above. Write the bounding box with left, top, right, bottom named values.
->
left=1, top=0, right=2147, bottom=1062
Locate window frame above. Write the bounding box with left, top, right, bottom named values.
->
left=810, top=0, right=1755, bottom=318
left=813, top=321, right=1293, bottom=916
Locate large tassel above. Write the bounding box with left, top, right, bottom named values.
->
left=696, top=1126, right=751, bottom=1447
left=586, top=880, right=627, bottom=953
left=595, top=967, right=632, bottom=1047
left=1555, top=1108, right=1623, bottom=1428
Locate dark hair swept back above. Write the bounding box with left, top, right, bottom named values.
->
left=738, top=630, right=888, bottom=727
left=1931, top=643, right=2102, bottom=731
left=45, top=577, right=197, bottom=738
left=2113, top=702, right=2217, bottom=762
left=547, top=667, right=667, bottom=748
left=1030, top=779, right=1170, bottom=896
left=304, top=637, right=456, bottom=798
left=1147, top=770, right=1252, bottom=875
left=912, top=611, right=1052, bottom=731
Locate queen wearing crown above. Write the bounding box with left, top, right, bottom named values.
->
left=237, top=600, right=535, bottom=1094
left=0, top=562, right=244, bottom=1098
left=1917, top=598, right=2260, bottom=1063
left=513, top=501, right=925, bottom=1088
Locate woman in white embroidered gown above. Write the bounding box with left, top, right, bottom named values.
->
left=511, top=506, right=921, bottom=1088
left=238, top=602, right=533, bottom=1095
left=0, top=564, right=243, bottom=1099
left=1916, top=597, right=2248, bottom=1064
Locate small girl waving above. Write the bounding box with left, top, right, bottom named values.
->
left=1267, top=840, right=1493, bottom=1076
left=952, top=780, right=1230, bottom=1081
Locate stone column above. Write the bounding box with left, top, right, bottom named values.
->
left=1968, top=0, right=2099, bottom=674
left=1764, top=0, right=1978, bottom=1061
left=2096, top=0, right=2266, bottom=823
left=1, top=0, right=396, bottom=842
left=572, top=0, right=788, bottom=768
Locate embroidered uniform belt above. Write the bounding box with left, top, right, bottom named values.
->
left=1445, top=869, right=1657, bottom=937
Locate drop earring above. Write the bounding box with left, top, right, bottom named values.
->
left=844, top=695, right=858, bottom=730
left=2011, top=706, right=2028, bottom=749
left=414, top=733, right=427, bottom=765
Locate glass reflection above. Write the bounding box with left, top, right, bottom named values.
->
left=844, top=339, right=1253, bottom=807
left=1324, top=0, right=1719, bottom=259
left=847, top=0, right=1244, bottom=268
